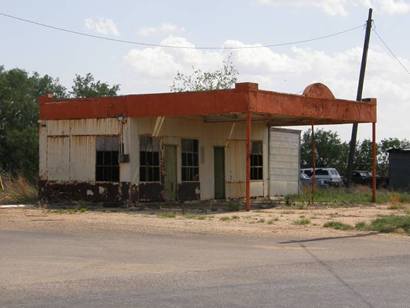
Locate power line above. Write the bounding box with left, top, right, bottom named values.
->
left=0, top=12, right=364, bottom=50
left=372, top=26, right=410, bottom=75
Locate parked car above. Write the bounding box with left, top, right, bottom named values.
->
left=351, top=170, right=372, bottom=185
left=351, top=170, right=388, bottom=188
left=301, top=168, right=343, bottom=187
left=300, top=171, right=329, bottom=188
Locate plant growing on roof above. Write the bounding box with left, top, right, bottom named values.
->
left=170, top=54, right=239, bottom=92
left=71, top=73, right=120, bottom=98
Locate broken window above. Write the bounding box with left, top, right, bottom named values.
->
left=181, top=139, right=199, bottom=182
left=96, top=136, right=119, bottom=182
left=251, top=141, right=263, bottom=180
left=139, top=135, right=160, bottom=182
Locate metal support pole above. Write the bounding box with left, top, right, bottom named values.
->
left=371, top=122, right=377, bottom=203
left=311, top=125, right=316, bottom=204
left=245, top=111, right=252, bottom=211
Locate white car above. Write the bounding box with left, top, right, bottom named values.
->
left=301, top=168, right=343, bottom=187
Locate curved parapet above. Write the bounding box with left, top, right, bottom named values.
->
left=303, top=83, right=335, bottom=100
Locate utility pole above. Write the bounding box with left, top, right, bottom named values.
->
left=346, top=8, right=373, bottom=187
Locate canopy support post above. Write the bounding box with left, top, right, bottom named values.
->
left=245, top=111, right=252, bottom=211
left=371, top=122, right=377, bottom=203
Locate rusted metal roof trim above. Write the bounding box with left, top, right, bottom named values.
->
left=39, top=82, right=377, bottom=124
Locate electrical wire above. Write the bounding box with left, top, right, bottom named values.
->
left=372, top=26, right=410, bottom=75
left=0, top=12, right=364, bottom=50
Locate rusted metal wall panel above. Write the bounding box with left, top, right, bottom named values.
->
left=70, top=118, right=121, bottom=136
left=269, top=128, right=300, bottom=196
left=41, top=116, right=271, bottom=202
left=47, top=120, right=70, bottom=136
left=69, top=136, right=96, bottom=182
left=47, top=118, right=120, bottom=136
left=39, top=122, right=48, bottom=180
left=226, top=140, right=246, bottom=198
left=47, top=136, right=70, bottom=181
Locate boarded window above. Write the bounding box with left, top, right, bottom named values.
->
left=181, top=139, right=199, bottom=182
left=96, top=136, right=119, bottom=182
left=251, top=141, right=263, bottom=180
left=139, top=136, right=160, bottom=182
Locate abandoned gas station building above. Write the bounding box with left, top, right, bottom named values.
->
left=38, top=82, right=377, bottom=208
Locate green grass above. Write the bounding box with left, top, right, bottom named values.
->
left=323, top=221, right=354, bottom=231
left=157, top=211, right=177, bottom=218
left=220, top=215, right=240, bottom=222
left=50, top=207, right=88, bottom=214
left=293, top=218, right=311, bottom=225
left=225, top=202, right=241, bottom=212
left=355, top=221, right=367, bottom=230
left=286, top=187, right=410, bottom=206
left=183, top=213, right=207, bottom=220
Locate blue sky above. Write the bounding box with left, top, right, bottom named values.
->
left=1, top=0, right=410, bottom=141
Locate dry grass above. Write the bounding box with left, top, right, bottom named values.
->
left=0, top=176, right=37, bottom=204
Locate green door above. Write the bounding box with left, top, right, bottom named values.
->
left=214, top=147, right=225, bottom=199
left=164, top=145, right=177, bottom=201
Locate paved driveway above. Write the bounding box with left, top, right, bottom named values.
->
left=1, top=226, right=410, bottom=307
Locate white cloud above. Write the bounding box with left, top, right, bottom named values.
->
left=123, top=35, right=410, bottom=140
left=256, top=0, right=410, bottom=15
left=138, top=23, right=185, bottom=37
left=84, top=17, right=120, bottom=36
left=124, top=36, right=222, bottom=78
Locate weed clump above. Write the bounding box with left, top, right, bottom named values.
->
left=323, top=221, right=354, bottom=231
left=367, top=215, right=410, bottom=235
left=157, top=212, right=176, bottom=219
left=293, top=218, right=310, bottom=225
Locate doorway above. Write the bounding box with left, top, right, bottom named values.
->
left=163, top=145, right=177, bottom=201
left=214, top=146, right=225, bottom=199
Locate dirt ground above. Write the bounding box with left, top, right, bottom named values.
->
left=1, top=204, right=409, bottom=238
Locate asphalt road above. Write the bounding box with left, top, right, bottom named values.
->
left=1, top=228, right=410, bottom=308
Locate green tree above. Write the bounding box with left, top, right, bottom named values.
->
left=0, top=66, right=67, bottom=180
left=301, top=129, right=349, bottom=175
left=341, top=137, right=409, bottom=176
left=354, top=139, right=377, bottom=172
left=378, top=138, right=410, bottom=176
left=170, top=55, right=239, bottom=92
left=71, top=73, right=120, bottom=98
left=0, top=67, right=120, bottom=181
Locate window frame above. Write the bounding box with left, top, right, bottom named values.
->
left=139, top=135, right=161, bottom=183
left=95, top=136, right=120, bottom=182
left=250, top=140, right=263, bottom=181
left=181, top=139, right=199, bottom=182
